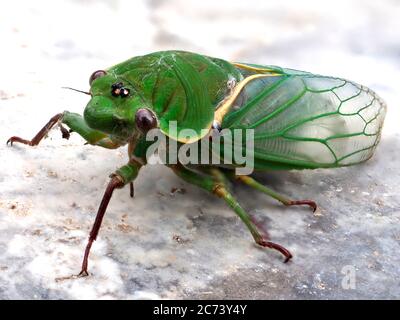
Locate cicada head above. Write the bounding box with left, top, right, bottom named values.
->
left=84, top=70, right=157, bottom=140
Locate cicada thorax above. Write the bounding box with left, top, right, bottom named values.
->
left=109, top=51, right=242, bottom=143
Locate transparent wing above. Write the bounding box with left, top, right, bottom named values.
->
left=223, top=65, right=387, bottom=168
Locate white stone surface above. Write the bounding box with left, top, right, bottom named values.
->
left=0, top=0, right=399, bottom=299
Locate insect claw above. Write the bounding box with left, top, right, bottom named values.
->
left=257, top=239, right=293, bottom=262
left=6, top=136, right=30, bottom=146
left=6, top=137, right=15, bottom=146
left=287, top=200, right=317, bottom=212
left=284, top=255, right=292, bottom=264
left=77, top=270, right=89, bottom=277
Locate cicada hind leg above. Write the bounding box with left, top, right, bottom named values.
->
left=234, top=175, right=317, bottom=212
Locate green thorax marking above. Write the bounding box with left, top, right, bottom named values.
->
left=108, top=50, right=242, bottom=143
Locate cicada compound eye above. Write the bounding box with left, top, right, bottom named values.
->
left=135, top=108, right=158, bottom=133
left=89, top=70, right=107, bottom=85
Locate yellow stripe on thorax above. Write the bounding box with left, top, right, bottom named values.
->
left=214, top=73, right=280, bottom=124
left=232, top=62, right=280, bottom=74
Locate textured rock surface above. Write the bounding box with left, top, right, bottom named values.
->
left=0, top=0, right=399, bottom=299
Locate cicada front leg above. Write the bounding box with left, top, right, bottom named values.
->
left=7, top=111, right=122, bottom=149
left=7, top=113, right=67, bottom=146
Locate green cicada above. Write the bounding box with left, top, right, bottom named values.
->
left=7, top=50, right=386, bottom=276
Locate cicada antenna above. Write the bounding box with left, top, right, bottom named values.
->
left=62, top=87, right=91, bottom=95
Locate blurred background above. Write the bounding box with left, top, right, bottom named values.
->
left=1, top=0, right=399, bottom=132
left=0, top=0, right=399, bottom=299
left=1, top=0, right=399, bottom=99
